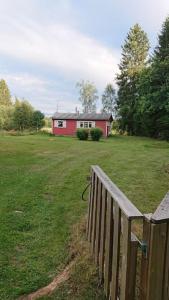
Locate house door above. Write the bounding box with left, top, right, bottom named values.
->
left=106, top=126, right=110, bottom=136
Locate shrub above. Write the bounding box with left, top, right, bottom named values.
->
left=90, top=127, right=103, bottom=141
left=76, top=128, right=89, bottom=140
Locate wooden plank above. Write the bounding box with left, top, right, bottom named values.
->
left=120, top=214, right=131, bottom=300
left=163, top=224, right=169, bottom=300
left=87, top=171, right=95, bottom=242
left=140, top=214, right=152, bottom=300
left=104, top=193, right=114, bottom=298
left=146, top=222, right=167, bottom=300
left=91, top=175, right=98, bottom=254
left=94, top=180, right=102, bottom=264
left=110, top=202, right=121, bottom=300
left=91, top=165, right=143, bottom=220
left=99, top=187, right=107, bottom=279
left=128, top=233, right=138, bottom=300
left=151, top=192, right=169, bottom=224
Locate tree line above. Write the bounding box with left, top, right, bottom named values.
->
left=77, top=16, right=169, bottom=140
left=0, top=80, right=45, bottom=131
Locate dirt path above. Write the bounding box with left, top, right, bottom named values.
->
left=19, top=259, right=76, bottom=300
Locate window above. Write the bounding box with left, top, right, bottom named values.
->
left=58, top=120, right=63, bottom=127
left=54, top=120, right=66, bottom=128
left=77, top=121, right=95, bottom=129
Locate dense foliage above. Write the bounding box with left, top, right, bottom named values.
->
left=116, top=17, right=169, bottom=140
left=116, top=24, right=150, bottom=135
left=76, top=128, right=89, bottom=140
left=0, top=81, right=45, bottom=131
left=90, top=127, right=103, bottom=141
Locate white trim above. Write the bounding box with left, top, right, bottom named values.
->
left=76, top=120, right=95, bottom=129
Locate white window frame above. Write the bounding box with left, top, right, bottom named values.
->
left=54, top=120, right=66, bottom=128
left=77, top=121, right=95, bottom=129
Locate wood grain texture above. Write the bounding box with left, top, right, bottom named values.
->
left=163, top=224, right=169, bottom=300
left=91, top=175, right=98, bottom=254
left=104, top=193, right=114, bottom=298
left=94, top=180, right=102, bottom=264
left=120, top=214, right=131, bottom=300
left=110, top=202, right=121, bottom=300
left=140, top=215, right=152, bottom=300
left=87, top=171, right=95, bottom=242
left=128, top=233, right=138, bottom=300
left=99, top=187, right=107, bottom=279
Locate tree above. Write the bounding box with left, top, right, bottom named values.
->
left=0, top=79, right=12, bottom=106
left=101, top=84, right=116, bottom=114
left=0, top=105, right=14, bottom=130
left=116, top=24, right=150, bottom=134
left=76, top=80, right=98, bottom=113
left=136, top=16, right=169, bottom=140
left=147, top=16, right=169, bottom=139
left=13, top=100, right=34, bottom=131
left=32, top=110, right=45, bottom=131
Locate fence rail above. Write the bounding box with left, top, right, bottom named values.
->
left=87, top=165, right=169, bottom=300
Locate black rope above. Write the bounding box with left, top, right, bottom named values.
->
left=81, top=182, right=91, bottom=201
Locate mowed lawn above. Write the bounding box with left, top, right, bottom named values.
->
left=0, top=134, right=169, bottom=299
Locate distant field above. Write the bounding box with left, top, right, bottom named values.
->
left=0, top=134, right=169, bottom=299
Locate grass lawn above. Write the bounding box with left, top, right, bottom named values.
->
left=0, top=134, right=169, bottom=299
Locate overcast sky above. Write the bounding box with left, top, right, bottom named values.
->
left=0, top=0, right=169, bottom=114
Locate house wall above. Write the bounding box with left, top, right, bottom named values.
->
left=52, top=120, right=77, bottom=136
left=52, top=119, right=108, bottom=137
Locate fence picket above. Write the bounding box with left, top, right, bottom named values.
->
left=120, top=214, right=131, bottom=300
left=87, top=171, right=95, bottom=242
left=104, top=193, right=114, bottom=297
left=91, top=175, right=98, bottom=254
left=99, top=187, right=107, bottom=279
left=110, top=202, right=121, bottom=300
left=163, top=224, right=169, bottom=300
left=95, top=180, right=102, bottom=264
left=128, top=233, right=138, bottom=300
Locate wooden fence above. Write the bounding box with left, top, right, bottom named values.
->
left=87, top=165, right=169, bottom=300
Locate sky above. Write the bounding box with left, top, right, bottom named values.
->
left=0, top=0, right=169, bottom=115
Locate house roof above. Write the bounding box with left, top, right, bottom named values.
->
left=52, top=112, right=113, bottom=121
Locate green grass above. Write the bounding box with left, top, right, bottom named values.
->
left=0, top=134, right=169, bottom=299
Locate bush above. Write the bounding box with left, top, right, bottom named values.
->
left=76, top=128, right=89, bottom=140
left=90, top=127, right=103, bottom=141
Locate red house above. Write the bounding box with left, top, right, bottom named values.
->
left=52, top=112, right=113, bottom=137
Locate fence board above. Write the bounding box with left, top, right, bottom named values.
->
left=163, top=224, right=169, bottom=300
left=146, top=222, right=167, bottom=300
left=104, top=193, right=114, bottom=298
left=128, top=233, right=139, bottom=300
left=87, top=171, right=95, bottom=242
left=110, top=202, right=121, bottom=300
left=99, top=187, right=107, bottom=279
left=95, top=180, right=102, bottom=264
left=140, top=214, right=152, bottom=300
left=120, top=214, right=131, bottom=300
left=91, top=175, right=98, bottom=254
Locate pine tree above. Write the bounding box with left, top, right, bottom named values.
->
left=116, top=24, right=149, bottom=134
left=101, top=84, right=116, bottom=114
left=0, top=79, right=12, bottom=106
left=146, top=17, right=169, bottom=139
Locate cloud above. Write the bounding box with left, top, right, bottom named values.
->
left=0, top=15, right=119, bottom=89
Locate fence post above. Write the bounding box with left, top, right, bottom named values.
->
left=140, top=193, right=169, bottom=300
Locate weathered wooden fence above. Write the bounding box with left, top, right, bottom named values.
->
left=87, top=165, right=169, bottom=300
